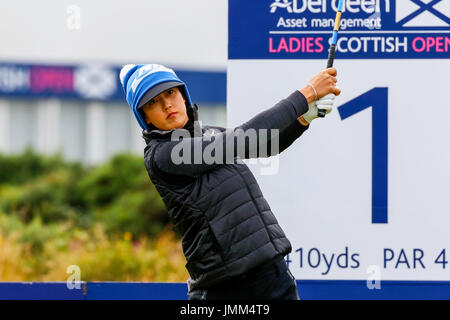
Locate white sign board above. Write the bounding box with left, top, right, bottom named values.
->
left=228, top=0, right=450, bottom=281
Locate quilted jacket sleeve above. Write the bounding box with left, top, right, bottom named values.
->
left=149, top=90, right=310, bottom=177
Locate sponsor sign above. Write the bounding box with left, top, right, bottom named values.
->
left=228, top=0, right=450, bottom=281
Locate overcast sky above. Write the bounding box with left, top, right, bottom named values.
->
left=0, top=0, right=228, bottom=70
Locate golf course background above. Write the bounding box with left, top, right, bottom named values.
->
left=0, top=149, right=189, bottom=282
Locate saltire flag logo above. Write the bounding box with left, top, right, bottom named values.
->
left=396, top=0, right=450, bottom=27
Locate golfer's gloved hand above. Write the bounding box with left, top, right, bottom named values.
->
left=301, top=93, right=335, bottom=124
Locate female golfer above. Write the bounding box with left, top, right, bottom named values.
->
left=120, top=64, right=340, bottom=300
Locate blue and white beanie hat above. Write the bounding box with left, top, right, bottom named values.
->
left=119, top=64, right=194, bottom=131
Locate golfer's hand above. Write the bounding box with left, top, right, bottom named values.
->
left=299, top=68, right=341, bottom=104
left=300, top=94, right=335, bottom=124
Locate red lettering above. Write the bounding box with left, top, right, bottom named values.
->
left=30, top=67, right=73, bottom=93
left=278, top=38, right=289, bottom=52
left=412, top=37, right=425, bottom=52
left=315, top=37, right=324, bottom=53
left=306, top=37, right=314, bottom=53
left=269, top=37, right=277, bottom=53
left=289, top=38, right=301, bottom=53
left=268, top=36, right=327, bottom=54
left=426, top=37, right=435, bottom=52
left=436, top=37, right=444, bottom=52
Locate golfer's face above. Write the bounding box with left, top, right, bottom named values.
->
left=141, top=86, right=189, bottom=130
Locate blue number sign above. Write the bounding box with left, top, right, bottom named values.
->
left=338, top=88, right=388, bottom=224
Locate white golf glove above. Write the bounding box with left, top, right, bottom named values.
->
left=301, top=94, right=335, bottom=124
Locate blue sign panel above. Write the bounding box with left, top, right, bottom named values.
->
left=2, top=281, right=450, bottom=300
left=229, top=0, right=450, bottom=59
left=0, top=63, right=226, bottom=104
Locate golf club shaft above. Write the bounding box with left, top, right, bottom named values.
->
left=318, top=0, right=343, bottom=117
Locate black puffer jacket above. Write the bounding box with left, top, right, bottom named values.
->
left=143, top=90, right=310, bottom=290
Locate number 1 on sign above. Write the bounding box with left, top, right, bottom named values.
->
left=338, top=88, right=388, bottom=224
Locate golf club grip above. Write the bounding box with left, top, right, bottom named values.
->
left=318, top=44, right=337, bottom=118
left=327, top=44, right=336, bottom=69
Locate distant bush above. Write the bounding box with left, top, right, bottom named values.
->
left=0, top=148, right=78, bottom=185
left=0, top=212, right=188, bottom=281
left=0, top=150, right=170, bottom=238
left=0, top=150, right=187, bottom=282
